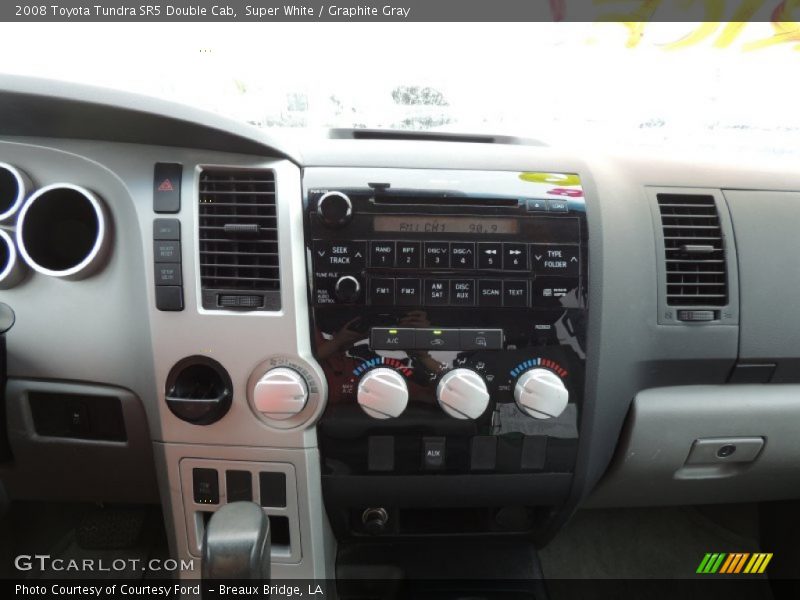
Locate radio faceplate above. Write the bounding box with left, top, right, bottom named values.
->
left=303, top=168, right=588, bottom=482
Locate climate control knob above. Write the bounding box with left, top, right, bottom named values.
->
left=253, top=367, right=308, bottom=420
left=317, top=191, right=353, bottom=228
left=334, top=275, right=361, bottom=303
left=357, top=368, right=408, bottom=419
left=437, top=368, right=490, bottom=420
left=514, top=368, right=569, bottom=420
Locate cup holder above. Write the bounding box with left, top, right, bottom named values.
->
left=0, top=163, right=30, bottom=223
left=0, top=228, right=25, bottom=289
left=165, top=356, right=233, bottom=425
left=16, top=183, right=109, bottom=279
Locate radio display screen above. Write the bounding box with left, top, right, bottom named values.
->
left=373, top=215, right=519, bottom=235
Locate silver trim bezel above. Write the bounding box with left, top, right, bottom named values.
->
left=0, top=162, right=31, bottom=222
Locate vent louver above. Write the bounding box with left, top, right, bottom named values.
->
left=657, top=193, right=727, bottom=307
left=198, top=169, right=280, bottom=311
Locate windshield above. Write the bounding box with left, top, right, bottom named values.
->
left=2, top=22, right=798, bottom=155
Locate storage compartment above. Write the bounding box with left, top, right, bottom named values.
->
left=588, top=385, right=800, bottom=507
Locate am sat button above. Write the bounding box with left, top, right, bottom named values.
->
left=371, top=327, right=415, bottom=350
left=415, top=328, right=460, bottom=350
left=459, top=329, right=503, bottom=350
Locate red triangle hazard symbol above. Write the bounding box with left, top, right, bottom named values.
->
left=158, top=179, right=174, bottom=192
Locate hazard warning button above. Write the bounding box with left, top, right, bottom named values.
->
left=153, top=162, right=182, bottom=213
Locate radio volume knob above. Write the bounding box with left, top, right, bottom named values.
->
left=253, top=367, right=309, bottom=420
left=358, top=368, right=409, bottom=419
left=514, top=368, right=569, bottom=420
left=436, top=368, right=490, bottom=420
left=317, top=191, right=353, bottom=228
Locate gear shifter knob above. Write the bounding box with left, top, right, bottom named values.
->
left=202, top=501, right=271, bottom=580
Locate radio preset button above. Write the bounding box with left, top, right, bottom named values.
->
left=415, top=328, right=460, bottom=351
left=477, top=242, right=502, bottom=269
left=460, top=329, right=503, bottom=350
left=503, top=243, right=529, bottom=271
left=371, top=327, right=415, bottom=350
left=477, top=280, right=503, bottom=307
left=450, top=279, right=475, bottom=306
left=396, top=278, right=422, bottom=305
left=450, top=242, right=475, bottom=269
left=503, top=280, right=529, bottom=307
left=396, top=242, right=421, bottom=268
left=424, top=242, right=450, bottom=268
left=531, top=244, right=579, bottom=275
left=370, top=241, right=395, bottom=267
left=369, top=277, right=395, bottom=305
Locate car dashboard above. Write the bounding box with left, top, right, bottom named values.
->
left=2, top=75, right=800, bottom=581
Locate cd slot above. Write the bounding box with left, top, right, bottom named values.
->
left=372, top=195, right=519, bottom=208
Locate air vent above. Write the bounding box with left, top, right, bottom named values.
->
left=198, top=169, right=280, bottom=311
left=657, top=193, right=727, bottom=307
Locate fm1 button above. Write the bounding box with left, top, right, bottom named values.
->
left=369, top=278, right=395, bottom=305
left=422, top=437, right=446, bottom=470
left=371, top=327, right=415, bottom=350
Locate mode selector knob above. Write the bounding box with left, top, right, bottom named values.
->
left=358, top=368, right=408, bottom=419
left=253, top=367, right=308, bottom=420
left=317, top=191, right=353, bottom=228
left=514, top=368, right=569, bottom=420
left=437, top=368, right=490, bottom=420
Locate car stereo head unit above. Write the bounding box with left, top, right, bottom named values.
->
left=302, top=167, right=588, bottom=532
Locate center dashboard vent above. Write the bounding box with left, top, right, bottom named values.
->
left=198, top=169, right=280, bottom=311
left=656, top=193, right=727, bottom=307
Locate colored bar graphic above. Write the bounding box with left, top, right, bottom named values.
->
left=698, top=552, right=773, bottom=574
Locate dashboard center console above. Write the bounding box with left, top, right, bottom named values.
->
left=304, top=167, right=588, bottom=537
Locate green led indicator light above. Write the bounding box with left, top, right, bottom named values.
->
left=389, top=329, right=398, bottom=334
left=433, top=330, right=442, bottom=335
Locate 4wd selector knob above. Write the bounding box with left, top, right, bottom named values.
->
left=317, top=191, right=353, bottom=228
left=254, top=367, right=308, bottom=420
left=437, top=368, right=490, bottom=420
left=514, top=368, right=568, bottom=420
left=357, top=368, right=408, bottom=419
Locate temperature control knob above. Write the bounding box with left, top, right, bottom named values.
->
left=317, top=191, right=353, bottom=228
left=334, top=275, right=361, bottom=303
left=514, top=368, right=569, bottom=420
left=437, top=368, right=490, bottom=420
left=253, top=367, right=308, bottom=420
left=358, top=368, right=408, bottom=419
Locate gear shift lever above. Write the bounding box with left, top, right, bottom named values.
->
left=202, top=501, right=271, bottom=580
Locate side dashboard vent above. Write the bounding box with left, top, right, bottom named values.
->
left=198, top=169, right=280, bottom=311
left=657, top=193, right=727, bottom=307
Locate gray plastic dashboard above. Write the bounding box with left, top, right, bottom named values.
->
left=2, top=76, right=800, bottom=572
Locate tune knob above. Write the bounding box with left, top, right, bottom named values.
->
left=436, top=368, right=490, bottom=420
left=514, top=368, right=569, bottom=420
left=317, top=191, right=353, bottom=228
left=334, top=275, right=361, bottom=303
left=253, top=367, right=308, bottom=420
left=357, top=368, right=408, bottom=419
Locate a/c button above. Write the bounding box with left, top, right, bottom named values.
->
left=370, top=327, right=415, bottom=350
